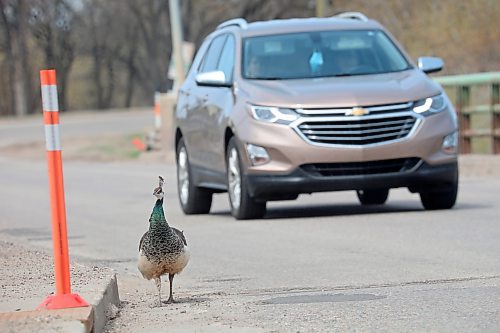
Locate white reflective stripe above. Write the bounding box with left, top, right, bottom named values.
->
left=155, top=115, right=162, bottom=129
left=154, top=92, right=160, bottom=104
left=44, top=124, right=62, bottom=151
left=41, top=85, right=59, bottom=112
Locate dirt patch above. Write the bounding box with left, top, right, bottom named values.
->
left=103, top=274, right=268, bottom=333
left=0, top=135, right=173, bottom=163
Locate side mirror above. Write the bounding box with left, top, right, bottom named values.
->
left=418, top=57, right=444, bottom=74
left=195, top=71, right=231, bottom=87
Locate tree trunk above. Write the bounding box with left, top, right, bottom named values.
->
left=103, top=54, right=115, bottom=108
left=124, top=43, right=137, bottom=107
left=11, top=1, right=31, bottom=116
left=0, top=0, right=16, bottom=116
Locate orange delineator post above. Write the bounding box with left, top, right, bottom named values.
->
left=38, top=69, right=88, bottom=310
left=154, top=91, right=161, bottom=130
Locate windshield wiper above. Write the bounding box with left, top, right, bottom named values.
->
left=252, top=77, right=284, bottom=80
left=333, top=73, right=354, bottom=77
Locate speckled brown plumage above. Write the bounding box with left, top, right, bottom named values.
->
left=137, top=177, right=189, bottom=305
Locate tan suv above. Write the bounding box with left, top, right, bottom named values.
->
left=174, top=12, right=459, bottom=219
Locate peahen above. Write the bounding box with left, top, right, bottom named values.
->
left=138, top=176, right=190, bottom=305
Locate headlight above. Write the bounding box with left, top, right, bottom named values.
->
left=413, top=93, right=446, bottom=115
left=249, top=105, right=299, bottom=124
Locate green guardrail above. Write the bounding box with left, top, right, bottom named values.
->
left=434, top=71, right=500, bottom=86
left=433, top=71, right=500, bottom=154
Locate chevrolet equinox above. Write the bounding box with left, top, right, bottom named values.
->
left=174, top=12, right=459, bottom=219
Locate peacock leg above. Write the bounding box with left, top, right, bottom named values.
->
left=166, top=273, right=175, bottom=303
left=154, top=277, right=161, bottom=306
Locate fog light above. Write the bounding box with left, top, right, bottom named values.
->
left=246, top=144, right=270, bottom=165
left=442, top=131, right=458, bottom=154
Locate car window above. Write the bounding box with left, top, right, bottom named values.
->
left=199, top=34, right=227, bottom=73
left=373, top=32, right=409, bottom=72
left=216, top=35, right=236, bottom=82
left=187, top=39, right=211, bottom=77
left=242, top=29, right=412, bottom=80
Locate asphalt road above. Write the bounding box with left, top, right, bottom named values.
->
left=0, top=157, right=499, bottom=331
left=0, top=111, right=499, bottom=332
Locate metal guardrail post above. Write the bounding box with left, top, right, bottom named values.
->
left=316, top=0, right=327, bottom=17
left=492, top=83, right=500, bottom=154
left=457, top=85, right=471, bottom=154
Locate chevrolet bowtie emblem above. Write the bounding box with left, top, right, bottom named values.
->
left=346, top=107, right=369, bottom=116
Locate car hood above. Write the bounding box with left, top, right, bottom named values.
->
left=239, top=69, right=441, bottom=108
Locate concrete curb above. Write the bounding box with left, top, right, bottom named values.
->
left=0, top=307, right=92, bottom=333
left=91, top=273, right=120, bottom=333
left=0, top=275, right=120, bottom=333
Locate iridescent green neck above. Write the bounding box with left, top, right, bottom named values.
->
left=149, top=199, right=168, bottom=225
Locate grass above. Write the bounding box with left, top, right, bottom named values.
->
left=74, top=133, right=145, bottom=161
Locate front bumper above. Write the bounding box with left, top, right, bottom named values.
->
left=246, top=160, right=458, bottom=200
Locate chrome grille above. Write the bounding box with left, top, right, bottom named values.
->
left=293, top=102, right=419, bottom=146
left=296, top=102, right=413, bottom=116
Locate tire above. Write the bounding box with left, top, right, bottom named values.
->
left=420, top=180, right=458, bottom=210
left=356, top=189, right=389, bottom=205
left=226, top=137, right=266, bottom=220
left=176, top=138, right=212, bottom=214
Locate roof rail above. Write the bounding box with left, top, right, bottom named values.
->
left=333, top=11, right=369, bottom=22
left=216, top=18, right=248, bottom=30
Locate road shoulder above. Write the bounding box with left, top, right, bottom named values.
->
left=0, top=239, right=120, bottom=333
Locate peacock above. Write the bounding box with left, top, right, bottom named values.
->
left=138, top=176, right=190, bottom=305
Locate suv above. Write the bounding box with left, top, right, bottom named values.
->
left=174, top=12, right=459, bottom=219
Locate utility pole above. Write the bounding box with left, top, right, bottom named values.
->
left=316, top=0, right=328, bottom=17
left=168, top=0, right=185, bottom=93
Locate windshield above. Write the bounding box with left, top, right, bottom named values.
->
left=242, top=29, right=412, bottom=80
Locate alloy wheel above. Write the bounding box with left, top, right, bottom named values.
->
left=177, top=147, right=189, bottom=206
left=228, top=147, right=241, bottom=210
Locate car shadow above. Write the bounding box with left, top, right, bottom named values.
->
left=210, top=201, right=487, bottom=220
left=264, top=202, right=421, bottom=219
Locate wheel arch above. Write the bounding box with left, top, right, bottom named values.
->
left=224, top=127, right=234, bottom=157
left=175, top=128, right=183, bottom=153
